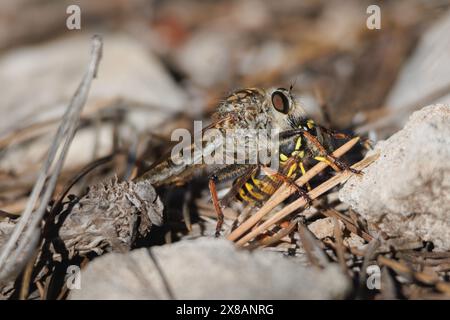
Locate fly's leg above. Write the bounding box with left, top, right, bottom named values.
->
left=361, top=137, right=374, bottom=150
left=208, top=175, right=223, bottom=237
left=209, top=165, right=257, bottom=237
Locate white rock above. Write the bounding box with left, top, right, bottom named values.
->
left=69, top=238, right=350, bottom=299
left=339, top=104, right=450, bottom=250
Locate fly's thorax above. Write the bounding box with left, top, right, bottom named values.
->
left=215, top=88, right=268, bottom=129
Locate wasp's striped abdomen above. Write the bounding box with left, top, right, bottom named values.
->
left=236, top=168, right=276, bottom=204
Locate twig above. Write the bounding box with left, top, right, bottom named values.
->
left=52, top=153, right=116, bottom=210
left=435, top=282, right=450, bottom=296
left=378, top=255, right=447, bottom=289
left=227, top=137, right=361, bottom=242
left=357, top=235, right=380, bottom=298
left=19, top=248, right=38, bottom=300
left=333, top=217, right=348, bottom=275
left=322, top=207, right=373, bottom=242
left=234, top=152, right=379, bottom=246
left=35, top=280, right=45, bottom=300
left=380, top=266, right=398, bottom=300
left=297, top=221, right=329, bottom=268
left=0, top=35, right=103, bottom=281
left=246, top=219, right=298, bottom=250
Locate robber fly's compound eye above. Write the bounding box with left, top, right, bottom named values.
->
left=271, top=90, right=290, bottom=114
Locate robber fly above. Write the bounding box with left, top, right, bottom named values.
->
left=136, top=87, right=358, bottom=236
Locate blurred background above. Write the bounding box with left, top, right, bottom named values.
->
left=0, top=0, right=450, bottom=214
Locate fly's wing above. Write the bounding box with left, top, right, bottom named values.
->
left=135, top=115, right=234, bottom=186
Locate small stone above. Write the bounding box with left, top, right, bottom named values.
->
left=343, top=233, right=365, bottom=249
left=308, top=217, right=343, bottom=239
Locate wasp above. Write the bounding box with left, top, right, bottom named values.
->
left=136, top=87, right=359, bottom=236
left=220, top=115, right=360, bottom=210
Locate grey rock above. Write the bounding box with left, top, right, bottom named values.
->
left=70, top=238, right=351, bottom=299
left=340, top=104, right=450, bottom=250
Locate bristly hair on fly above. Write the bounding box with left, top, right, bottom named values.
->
left=289, top=77, right=297, bottom=94
left=286, top=80, right=307, bottom=130
left=287, top=114, right=305, bottom=129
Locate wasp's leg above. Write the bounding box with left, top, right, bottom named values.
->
left=317, top=124, right=374, bottom=151
left=209, top=165, right=257, bottom=237
left=314, top=155, right=363, bottom=175
left=299, top=161, right=312, bottom=191
left=317, top=125, right=353, bottom=140
left=312, top=123, right=373, bottom=153
left=302, top=131, right=363, bottom=175
left=361, top=137, right=374, bottom=150
left=261, top=165, right=313, bottom=208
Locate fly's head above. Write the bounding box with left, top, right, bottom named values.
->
left=266, top=87, right=305, bottom=131
left=214, top=87, right=305, bottom=131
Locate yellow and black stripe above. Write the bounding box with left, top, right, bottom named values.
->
left=236, top=169, right=279, bottom=204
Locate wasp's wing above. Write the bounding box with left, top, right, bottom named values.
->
left=218, top=165, right=259, bottom=207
